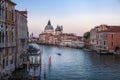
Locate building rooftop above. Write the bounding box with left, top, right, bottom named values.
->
left=99, top=26, right=120, bottom=33
left=107, top=26, right=120, bottom=33
left=6, top=0, right=16, bottom=5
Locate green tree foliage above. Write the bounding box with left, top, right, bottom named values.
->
left=83, top=32, right=90, bottom=39
left=115, top=46, right=120, bottom=52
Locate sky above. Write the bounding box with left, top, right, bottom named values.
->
left=13, top=0, right=120, bottom=37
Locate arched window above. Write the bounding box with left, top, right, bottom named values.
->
left=5, top=7, right=7, bottom=19
left=5, top=31, right=8, bottom=42
left=12, top=32, right=14, bottom=42
left=6, top=26, right=8, bottom=30
left=2, top=32, right=4, bottom=43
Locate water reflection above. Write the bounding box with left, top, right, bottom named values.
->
left=28, top=45, right=120, bottom=80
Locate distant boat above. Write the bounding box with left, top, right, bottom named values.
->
left=57, top=53, right=61, bottom=56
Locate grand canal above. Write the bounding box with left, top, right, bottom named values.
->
left=14, top=44, right=120, bottom=80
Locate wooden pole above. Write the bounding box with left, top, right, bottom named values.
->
left=44, top=64, right=46, bottom=79
left=32, top=68, right=34, bottom=80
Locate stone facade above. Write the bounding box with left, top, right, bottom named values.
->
left=15, top=10, right=28, bottom=68
left=0, top=0, right=29, bottom=78
left=90, top=25, right=110, bottom=51
left=90, top=25, right=120, bottom=53
left=0, top=0, right=16, bottom=74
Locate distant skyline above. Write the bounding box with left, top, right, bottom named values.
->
left=13, top=0, right=120, bottom=37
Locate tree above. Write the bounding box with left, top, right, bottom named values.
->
left=83, top=32, right=90, bottom=39
left=115, top=46, right=119, bottom=52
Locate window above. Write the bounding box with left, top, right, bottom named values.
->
left=5, top=7, right=8, bottom=19
left=98, top=34, right=99, bottom=38
left=105, top=34, right=107, bottom=38
left=5, top=48, right=9, bottom=56
left=1, top=24, right=3, bottom=28
left=12, top=32, right=14, bottom=42
left=97, top=41, right=98, bottom=44
left=12, top=26, right=14, bottom=30
left=10, top=59, right=13, bottom=64
left=104, top=41, right=106, bottom=45
left=111, top=42, right=114, bottom=46
left=111, top=34, right=114, bottom=39
left=6, top=59, right=8, bottom=66
left=5, top=31, right=8, bottom=42
left=12, top=47, right=15, bottom=54
left=2, top=32, right=4, bottom=43
left=6, top=26, right=8, bottom=30
left=104, top=47, right=106, bottom=49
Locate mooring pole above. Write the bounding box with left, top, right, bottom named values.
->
left=44, top=64, right=46, bottom=79
left=32, top=67, right=34, bottom=80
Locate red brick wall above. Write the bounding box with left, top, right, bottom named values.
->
left=107, top=33, right=120, bottom=51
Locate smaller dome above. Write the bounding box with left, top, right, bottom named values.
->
left=55, top=25, right=63, bottom=31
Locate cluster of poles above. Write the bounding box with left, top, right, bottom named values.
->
left=26, top=56, right=51, bottom=80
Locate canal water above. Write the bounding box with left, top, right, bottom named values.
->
left=29, top=45, right=120, bottom=80
left=14, top=44, right=120, bottom=80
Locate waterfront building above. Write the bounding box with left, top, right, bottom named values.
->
left=15, top=10, right=28, bottom=68
left=39, top=33, right=53, bottom=44
left=97, top=26, right=120, bottom=53
left=39, top=33, right=47, bottom=43
left=38, top=20, right=84, bottom=48
left=90, top=25, right=120, bottom=53
left=72, top=40, right=84, bottom=48
left=83, top=38, right=90, bottom=49
left=29, top=37, right=38, bottom=43
left=90, top=28, right=97, bottom=50
left=90, top=25, right=111, bottom=51
left=0, top=0, right=16, bottom=74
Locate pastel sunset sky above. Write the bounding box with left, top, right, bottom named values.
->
left=13, top=0, right=120, bottom=37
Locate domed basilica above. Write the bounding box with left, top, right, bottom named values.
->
left=44, top=20, right=63, bottom=34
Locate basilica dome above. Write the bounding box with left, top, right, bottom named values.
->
left=45, top=20, right=54, bottom=31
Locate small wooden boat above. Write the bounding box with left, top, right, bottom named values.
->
left=57, top=53, right=61, bottom=56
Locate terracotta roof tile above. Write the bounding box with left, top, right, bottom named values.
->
left=99, top=26, right=120, bottom=33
